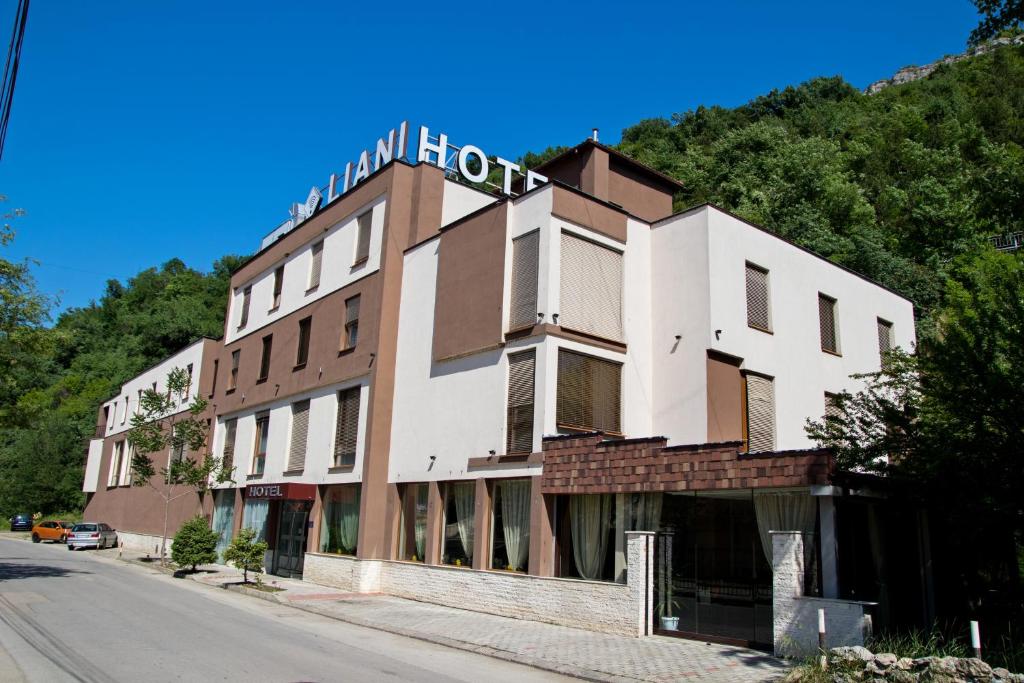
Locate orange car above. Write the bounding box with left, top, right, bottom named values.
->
left=31, top=520, right=74, bottom=544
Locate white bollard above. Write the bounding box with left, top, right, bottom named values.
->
left=970, top=620, right=981, bottom=660
left=819, top=608, right=827, bottom=669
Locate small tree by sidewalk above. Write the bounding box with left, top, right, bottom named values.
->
left=223, top=527, right=267, bottom=585
left=127, top=366, right=233, bottom=565
left=171, top=516, right=219, bottom=572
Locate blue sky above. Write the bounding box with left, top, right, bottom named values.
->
left=0, top=0, right=979, bottom=316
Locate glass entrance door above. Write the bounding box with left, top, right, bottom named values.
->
left=274, top=500, right=310, bottom=578
left=211, top=490, right=235, bottom=564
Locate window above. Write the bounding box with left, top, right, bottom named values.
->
left=343, top=295, right=360, bottom=349
left=399, top=483, right=428, bottom=562
left=556, top=349, right=622, bottom=433
left=124, top=442, right=135, bottom=485
left=169, top=424, right=186, bottom=466
left=559, top=232, right=623, bottom=341
left=252, top=412, right=269, bottom=476
left=320, top=485, right=360, bottom=555
left=295, top=316, right=312, bottom=367
left=238, top=286, right=251, bottom=329
left=287, top=400, right=310, bottom=472
left=509, top=231, right=539, bottom=331
left=877, top=318, right=893, bottom=361
left=185, top=363, right=193, bottom=397
left=745, top=263, right=771, bottom=332
left=506, top=350, right=535, bottom=454
left=109, top=441, right=125, bottom=487
left=229, top=350, right=240, bottom=390
left=121, top=396, right=128, bottom=424
left=271, top=265, right=284, bottom=310
left=308, top=241, right=323, bottom=291
left=354, top=210, right=372, bottom=265
left=258, top=335, right=272, bottom=382
left=744, top=373, right=775, bottom=453
left=818, top=293, right=839, bottom=354
left=210, top=360, right=219, bottom=397
left=490, top=478, right=530, bottom=572
left=333, top=387, right=360, bottom=467
left=442, top=482, right=475, bottom=567
left=824, top=392, right=842, bottom=421
left=222, top=418, right=237, bottom=472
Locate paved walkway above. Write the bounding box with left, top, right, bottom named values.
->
left=98, top=546, right=788, bottom=683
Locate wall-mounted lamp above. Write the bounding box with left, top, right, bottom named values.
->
left=429, top=455, right=437, bottom=461
left=674, top=335, right=682, bottom=341
left=552, top=313, right=559, bottom=325
left=715, top=329, right=722, bottom=340
left=488, top=450, right=496, bottom=456
left=537, top=312, right=544, bottom=322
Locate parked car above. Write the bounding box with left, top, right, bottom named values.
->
left=31, top=520, right=74, bottom=544
left=66, top=523, right=117, bottom=550
left=9, top=513, right=33, bottom=531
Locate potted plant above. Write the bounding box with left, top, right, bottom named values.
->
left=656, top=597, right=682, bottom=631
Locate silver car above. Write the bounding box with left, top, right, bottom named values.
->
left=67, top=523, right=117, bottom=550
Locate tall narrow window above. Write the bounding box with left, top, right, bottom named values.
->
left=222, top=418, right=237, bottom=472
left=509, top=231, right=539, bottom=331
left=556, top=349, right=622, bottom=433
left=877, top=318, right=893, bottom=362
left=295, top=316, right=312, bottom=367
left=109, top=441, right=124, bottom=487
left=343, top=295, right=360, bottom=349
left=333, top=387, right=360, bottom=467
left=490, top=479, right=530, bottom=572
left=745, top=263, right=770, bottom=331
left=818, top=293, right=839, bottom=354
left=136, top=389, right=142, bottom=415
left=258, top=335, right=272, bottom=382
left=506, top=350, right=536, bottom=454
left=824, top=392, right=842, bottom=421
left=185, top=363, right=193, bottom=397
left=169, top=424, right=187, bottom=466
left=354, top=210, right=372, bottom=265
left=229, top=350, right=240, bottom=390
left=308, top=241, right=323, bottom=291
left=210, top=359, right=219, bottom=397
left=252, top=412, right=269, bottom=476
left=559, top=232, right=623, bottom=341
left=238, top=286, right=251, bottom=329
left=287, top=400, right=310, bottom=472
left=271, top=266, right=284, bottom=310
left=442, top=482, right=475, bottom=567
left=744, top=373, right=775, bottom=453
left=121, top=397, right=128, bottom=424
left=399, top=483, right=428, bottom=562
left=320, top=485, right=361, bottom=555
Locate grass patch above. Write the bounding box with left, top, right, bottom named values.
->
left=867, top=627, right=969, bottom=660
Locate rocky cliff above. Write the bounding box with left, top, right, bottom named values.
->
left=866, top=33, right=1024, bottom=94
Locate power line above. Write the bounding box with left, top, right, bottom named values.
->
left=0, top=0, right=30, bottom=161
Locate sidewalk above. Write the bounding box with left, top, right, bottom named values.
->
left=100, top=547, right=789, bottom=683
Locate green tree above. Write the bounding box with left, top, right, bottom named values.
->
left=223, top=527, right=268, bottom=585
left=127, top=366, right=232, bottom=564
left=969, top=1, right=1024, bottom=46
left=171, top=515, right=219, bottom=572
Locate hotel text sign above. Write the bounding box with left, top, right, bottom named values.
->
left=288, top=122, right=548, bottom=225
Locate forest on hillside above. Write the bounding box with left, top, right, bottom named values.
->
left=1, top=39, right=1022, bottom=608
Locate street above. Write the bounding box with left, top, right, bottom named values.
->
left=0, top=537, right=571, bottom=683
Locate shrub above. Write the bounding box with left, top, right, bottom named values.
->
left=170, top=516, right=219, bottom=572
left=223, top=527, right=267, bottom=584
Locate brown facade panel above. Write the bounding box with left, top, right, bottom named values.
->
left=551, top=186, right=628, bottom=243
left=706, top=351, right=744, bottom=443
left=607, top=157, right=675, bottom=223
left=432, top=202, right=508, bottom=362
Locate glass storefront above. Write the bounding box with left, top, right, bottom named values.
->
left=211, top=489, right=235, bottom=563
left=442, top=482, right=474, bottom=567
left=490, top=479, right=530, bottom=572
left=320, top=485, right=360, bottom=555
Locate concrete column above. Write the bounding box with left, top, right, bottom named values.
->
left=626, top=531, right=655, bottom=637
left=424, top=481, right=445, bottom=565
left=528, top=476, right=555, bottom=576
left=614, top=494, right=627, bottom=583
left=818, top=495, right=839, bottom=599
left=772, top=530, right=807, bottom=657
left=231, top=487, right=244, bottom=534
left=472, top=478, right=492, bottom=570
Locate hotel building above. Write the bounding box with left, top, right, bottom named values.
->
left=82, top=131, right=921, bottom=649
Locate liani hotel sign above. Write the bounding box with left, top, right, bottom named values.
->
left=285, top=122, right=549, bottom=226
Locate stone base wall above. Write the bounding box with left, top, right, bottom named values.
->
left=115, top=530, right=173, bottom=556
left=304, top=531, right=654, bottom=637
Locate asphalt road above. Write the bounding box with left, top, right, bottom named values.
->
left=0, top=537, right=571, bottom=682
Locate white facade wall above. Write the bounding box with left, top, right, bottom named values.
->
left=440, top=179, right=497, bottom=228
left=225, top=196, right=386, bottom=345
left=210, top=378, right=369, bottom=488
left=100, top=339, right=207, bottom=439
left=83, top=438, right=104, bottom=492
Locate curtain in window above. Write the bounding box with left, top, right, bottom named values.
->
left=242, top=499, right=270, bottom=543
left=453, top=482, right=475, bottom=561
left=753, top=491, right=817, bottom=569
left=500, top=480, right=531, bottom=571
left=321, top=487, right=360, bottom=555
left=626, top=492, right=663, bottom=532
left=212, top=491, right=235, bottom=563
left=414, top=485, right=427, bottom=560
left=570, top=494, right=612, bottom=580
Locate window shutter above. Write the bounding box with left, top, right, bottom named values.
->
left=556, top=349, right=622, bottom=433
left=309, top=241, right=323, bottom=290
left=877, top=318, right=892, bottom=358
left=239, top=287, right=251, bottom=328
left=288, top=400, right=310, bottom=472
left=745, top=264, right=770, bottom=330
left=334, top=387, right=360, bottom=467
left=818, top=294, right=838, bottom=353
left=559, top=233, right=623, bottom=341
left=745, top=374, right=775, bottom=452
left=345, top=295, right=360, bottom=325
left=222, top=418, right=237, bottom=470
left=506, top=350, right=536, bottom=453
left=509, top=231, right=539, bottom=331
left=355, top=211, right=372, bottom=263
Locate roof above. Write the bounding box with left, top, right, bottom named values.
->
left=534, top=139, right=686, bottom=192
